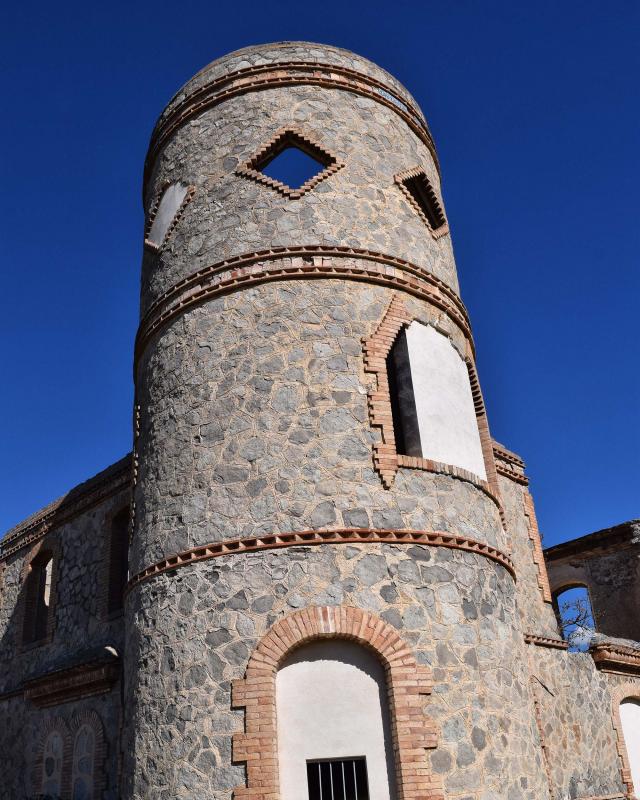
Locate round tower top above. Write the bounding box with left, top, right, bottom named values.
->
left=153, top=41, right=428, bottom=137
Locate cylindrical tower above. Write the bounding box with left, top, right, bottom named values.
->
left=124, top=42, right=549, bottom=800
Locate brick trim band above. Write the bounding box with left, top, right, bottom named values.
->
left=231, top=605, right=443, bottom=800
left=397, top=455, right=502, bottom=508
left=145, top=61, right=438, bottom=188
left=524, top=633, right=569, bottom=650
left=135, top=246, right=472, bottom=367
left=495, top=462, right=529, bottom=485
left=610, top=682, right=640, bottom=798
left=126, top=528, right=516, bottom=592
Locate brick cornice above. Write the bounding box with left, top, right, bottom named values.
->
left=1, top=455, right=131, bottom=559
left=126, top=528, right=516, bottom=592
left=135, top=246, right=472, bottom=368
left=231, top=605, right=443, bottom=800
left=145, top=60, right=438, bottom=191
left=24, top=661, right=119, bottom=708
left=591, top=643, right=640, bottom=676
left=524, top=633, right=569, bottom=650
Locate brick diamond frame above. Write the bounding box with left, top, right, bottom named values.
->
left=611, top=683, right=640, bottom=798
left=232, top=605, right=442, bottom=800
left=362, top=294, right=502, bottom=521
left=235, top=127, right=344, bottom=199
left=394, top=167, right=449, bottom=240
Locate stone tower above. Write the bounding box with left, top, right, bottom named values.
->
left=124, top=42, right=552, bottom=800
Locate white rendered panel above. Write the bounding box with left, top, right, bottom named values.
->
left=148, top=183, right=188, bottom=246
left=277, top=640, right=395, bottom=800
left=620, top=700, right=640, bottom=794
left=405, top=322, right=487, bottom=479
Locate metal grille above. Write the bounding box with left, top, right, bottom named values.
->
left=306, top=758, right=369, bottom=800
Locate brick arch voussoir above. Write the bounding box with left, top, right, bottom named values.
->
left=611, top=682, right=640, bottom=799
left=232, top=605, right=443, bottom=800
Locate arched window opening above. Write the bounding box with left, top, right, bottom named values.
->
left=41, top=730, right=64, bottom=797
left=276, top=640, right=395, bottom=800
left=108, top=508, right=129, bottom=614
left=553, top=585, right=595, bottom=651
left=386, top=321, right=487, bottom=478
left=23, top=551, right=53, bottom=644
left=72, top=724, right=96, bottom=800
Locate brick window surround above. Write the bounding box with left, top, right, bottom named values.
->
left=363, top=294, right=502, bottom=518
left=32, top=710, right=106, bottom=799
left=610, top=684, right=640, bottom=799
left=394, top=168, right=449, bottom=240
left=70, top=709, right=107, bottom=800
left=18, top=536, right=61, bottom=651
left=144, top=181, right=195, bottom=252
left=232, top=605, right=443, bottom=800
left=33, top=716, right=72, bottom=799
left=235, top=127, right=344, bottom=199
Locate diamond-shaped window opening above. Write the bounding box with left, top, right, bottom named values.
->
left=236, top=129, right=344, bottom=199
left=395, top=167, right=449, bottom=239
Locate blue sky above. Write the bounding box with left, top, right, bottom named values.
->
left=1, top=1, right=638, bottom=545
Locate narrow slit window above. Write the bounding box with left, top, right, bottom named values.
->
left=307, top=758, right=370, bottom=800
left=23, top=552, right=54, bottom=644
left=108, top=509, right=129, bottom=614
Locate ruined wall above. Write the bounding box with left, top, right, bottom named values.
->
left=545, top=521, right=640, bottom=643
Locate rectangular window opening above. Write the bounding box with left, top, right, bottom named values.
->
left=306, top=758, right=369, bottom=800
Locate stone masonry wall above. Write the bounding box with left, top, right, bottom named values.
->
left=0, top=486, right=128, bottom=798
left=133, top=281, right=504, bottom=572
left=122, top=543, right=550, bottom=800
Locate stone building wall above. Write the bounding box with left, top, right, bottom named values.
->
left=0, top=459, right=129, bottom=798
left=545, top=521, right=640, bottom=642
left=122, top=543, right=550, bottom=800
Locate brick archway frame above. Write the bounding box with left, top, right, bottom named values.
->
left=32, top=715, right=72, bottom=799
left=232, top=605, right=443, bottom=800
left=611, top=683, right=640, bottom=799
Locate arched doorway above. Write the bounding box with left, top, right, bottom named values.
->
left=276, top=640, right=395, bottom=800
left=620, top=698, right=640, bottom=793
